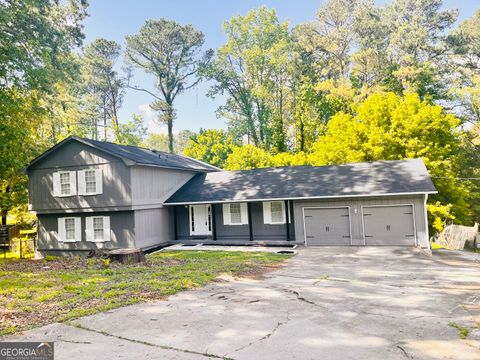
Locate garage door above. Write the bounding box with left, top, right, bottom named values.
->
left=304, top=207, right=351, bottom=246
left=363, top=205, right=416, bottom=246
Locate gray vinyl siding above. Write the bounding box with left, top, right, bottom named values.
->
left=214, top=203, right=250, bottom=241
left=293, top=195, right=429, bottom=248
left=134, top=208, right=171, bottom=249
left=28, top=141, right=131, bottom=213
left=173, top=202, right=295, bottom=242
left=249, top=202, right=295, bottom=241
left=130, top=166, right=196, bottom=208
left=37, top=211, right=135, bottom=254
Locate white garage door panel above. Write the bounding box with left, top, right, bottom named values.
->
left=304, top=207, right=351, bottom=246
left=363, top=205, right=416, bottom=246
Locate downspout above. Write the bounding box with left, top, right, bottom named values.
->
left=285, top=200, right=290, bottom=241
left=424, top=193, right=431, bottom=252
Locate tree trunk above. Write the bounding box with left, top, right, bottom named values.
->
left=1, top=210, right=7, bottom=226
left=103, top=98, right=107, bottom=141
left=166, top=105, right=174, bottom=153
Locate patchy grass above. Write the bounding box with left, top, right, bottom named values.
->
left=0, top=250, right=290, bottom=336
left=449, top=322, right=470, bottom=339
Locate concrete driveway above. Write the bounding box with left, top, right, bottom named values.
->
left=8, top=247, right=480, bottom=359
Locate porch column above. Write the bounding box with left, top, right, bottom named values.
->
left=285, top=200, right=290, bottom=241
left=247, top=202, right=253, bottom=241
left=173, top=206, right=178, bottom=241
left=211, top=204, right=217, bottom=240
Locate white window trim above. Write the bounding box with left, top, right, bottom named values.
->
left=263, top=201, right=286, bottom=224
left=57, top=217, right=81, bottom=242
left=86, top=216, right=111, bottom=242
left=78, top=169, right=103, bottom=196
left=53, top=171, right=77, bottom=197
left=222, top=203, right=248, bottom=225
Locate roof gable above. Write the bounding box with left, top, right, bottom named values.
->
left=165, top=158, right=437, bottom=204
left=26, top=136, right=219, bottom=173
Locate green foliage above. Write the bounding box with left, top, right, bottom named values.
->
left=0, top=0, right=88, bottom=223
left=113, top=115, right=147, bottom=146
left=201, top=7, right=294, bottom=151
left=224, top=145, right=272, bottom=170
left=141, top=130, right=196, bottom=155
left=81, top=38, right=125, bottom=140
left=183, top=129, right=236, bottom=168
left=309, top=92, right=472, bottom=224
left=427, top=202, right=454, bottom=233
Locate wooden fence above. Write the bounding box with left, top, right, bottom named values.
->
left=436, top=222, right=479, bottom=250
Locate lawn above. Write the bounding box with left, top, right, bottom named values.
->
left=0, top=250, right=290, bottom=336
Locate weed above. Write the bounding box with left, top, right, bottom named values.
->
left=449, top=322, right=469, bottom=339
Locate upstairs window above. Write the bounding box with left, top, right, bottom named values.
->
left=78, top=169, right=103, bottom=195
left=60, top=172, right=70, bottom=195
left=53, top=171, right=77, bottom=197
left=57, top=217, right=81, bottom=242
left=85, top=170, right=96, bottom=193
left=223, top=203, right=248, bottom=225
left=263, top=201, right=286, bottom=224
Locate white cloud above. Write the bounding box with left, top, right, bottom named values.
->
left=138, top=103, right=167, bottom=134
left=138, top=103, right=186, bottom=136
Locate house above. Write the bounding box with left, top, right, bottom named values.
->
left=25, top=136, right=219, bottom=256
left=26, top=137, right=437, bottom=255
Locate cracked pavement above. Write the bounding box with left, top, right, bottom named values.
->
left=6, top=247, right=480, bottom=359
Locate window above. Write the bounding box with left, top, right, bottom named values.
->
left=78, top=169, right=102, bottom=195
left=223, top=203, right=248, bottom=225
left=85, top=170, right=96, bottom=194
left=60, top=172, right=70, bottom=195
left=53, top=171, right=76, bottom=197
left=270, top=202, right=284, bottom=223
left=263, top=201, right=286, bottom=224
left=65, top=218, right=76, bottom=241
left=86, top=216, right=110, bottom=242
left=58, top=217, right=81, bottom=242
left=93, top=217, right=104, bottom=241
left=230, top=203, right=242, bottom=224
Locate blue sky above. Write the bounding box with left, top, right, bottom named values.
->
left=83, top=0, right=478, bottom=135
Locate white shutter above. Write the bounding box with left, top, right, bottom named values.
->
left=69, top=171, right=77, bottom=196
left=77, top=170, right=86, bottom=195
left=222, top=204, right=231, bottom=225
left=263, top=202, right=272, bottom=224
left=281, top=202, right=287, bottom=223
left=74, top=218, right=82, bottom=242
left=95, top=169, right=103, bottom=194
left=52, top=172, right=61, bottom=197
left=103, top=216, right=111, bottom=242
left=85, top=217, right=94, bottom=242
left=240, top=203, right=248, bottom=225
left=57, top=217, right=66, bottom=242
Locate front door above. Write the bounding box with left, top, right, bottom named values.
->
left=189, top=204, right=212, bottom=236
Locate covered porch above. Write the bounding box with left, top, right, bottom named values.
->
left=169, top=200, right=296, bottom=245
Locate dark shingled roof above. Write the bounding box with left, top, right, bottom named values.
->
left=26, top=136, right=220, bottom=172
left=165, top=158, right=437, bottom=204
